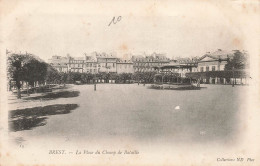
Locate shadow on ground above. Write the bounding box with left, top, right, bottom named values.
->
left=24, top=91, right=80, bottom=100
left=52, top=84, right=73, bottom=90
left=9, top=104, right=79, bottom=132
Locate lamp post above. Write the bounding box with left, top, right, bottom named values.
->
left=137, top=78, right=139, bottom=85
left=232, top=66, right=235, bottom=87
left=94, top=69, right=97, bottom=91
left=94, top=80, right=96, bottom=91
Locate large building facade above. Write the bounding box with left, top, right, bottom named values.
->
left=193, top=49, right=234, bottom=73
left=96, top=53, right=117, bottom=73
left=132, top=53, right=170, bottom=72
left=48, top=50, right=247, bottom=85
left=188, top=49, right=248, bottom=84
left=47, top=55, right=70, bottom=73
left=84, top=55, right=98, bottom=74
left=48, top=52, right=170, bottom=74
left=116, top=60, right=134, bottom=74
left=68, top=57, right=85, bottom=73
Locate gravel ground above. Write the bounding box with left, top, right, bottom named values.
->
left=8, top=84, right=248, bottom=147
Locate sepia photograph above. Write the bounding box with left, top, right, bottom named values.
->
left=0, top=0, right=259, bottom=165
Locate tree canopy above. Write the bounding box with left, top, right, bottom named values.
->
left=7, top=53, right=58, bottom=98
left=225, top=50, right=249, bottom=71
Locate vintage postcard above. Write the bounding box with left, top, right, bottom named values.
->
left=0, top=0, right=259, bottom=165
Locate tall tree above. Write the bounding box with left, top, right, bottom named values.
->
left=225, top=50, right=248, bottom=71
left=7, top=54, right=28, bottom=98
left=45, top=66, right=61, bottom=84
left=7, top=53, right=48, bottom=98
left=23, top=58, right=48, bottom=87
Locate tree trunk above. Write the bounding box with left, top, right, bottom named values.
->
left=16, top=80, right=22, bottom=99
left=17, top=87, right=21, bottom=99
left=27, top=82, right=30, bottom=96
left=34, top=82, right=37, bottom=93
left=9, top=80, right=12, bottom=91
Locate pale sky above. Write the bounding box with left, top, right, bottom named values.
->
left=1, top=0, right=256, bottom=62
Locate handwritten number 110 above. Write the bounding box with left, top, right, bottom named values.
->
left=108, top=16, right=122, bottom=26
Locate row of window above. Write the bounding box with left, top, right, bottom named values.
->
left=70, top=68, right=97, bottom=73
left=133, top=59, right=168, bottom=62
left=99, top=63, right=116, bottom=68
left=85, top=63, right=97, bottom=67
left=118, top=64, right=132, bottom=69
left=61, top=64, right=221, bottom=73
left=66, top=62, right=168, bottom=68
left=70, top=69, right=83, bottom=73
left=69, top=64, right=84, bottom=67
left=134, top=62, right=167, bottom=66
left=85, top=69, right=97, bottom=73
left=135, top=68, right=155, bottom=71
left=70, top=60, right=84, bottom=63
left=69, top=64, right=99, bottom=67
left=160, top=68, right=190, bottom=72
left=200, top=66, right=216, bottom=72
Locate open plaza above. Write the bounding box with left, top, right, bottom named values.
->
left=8, top=83, right=248, bottom=147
